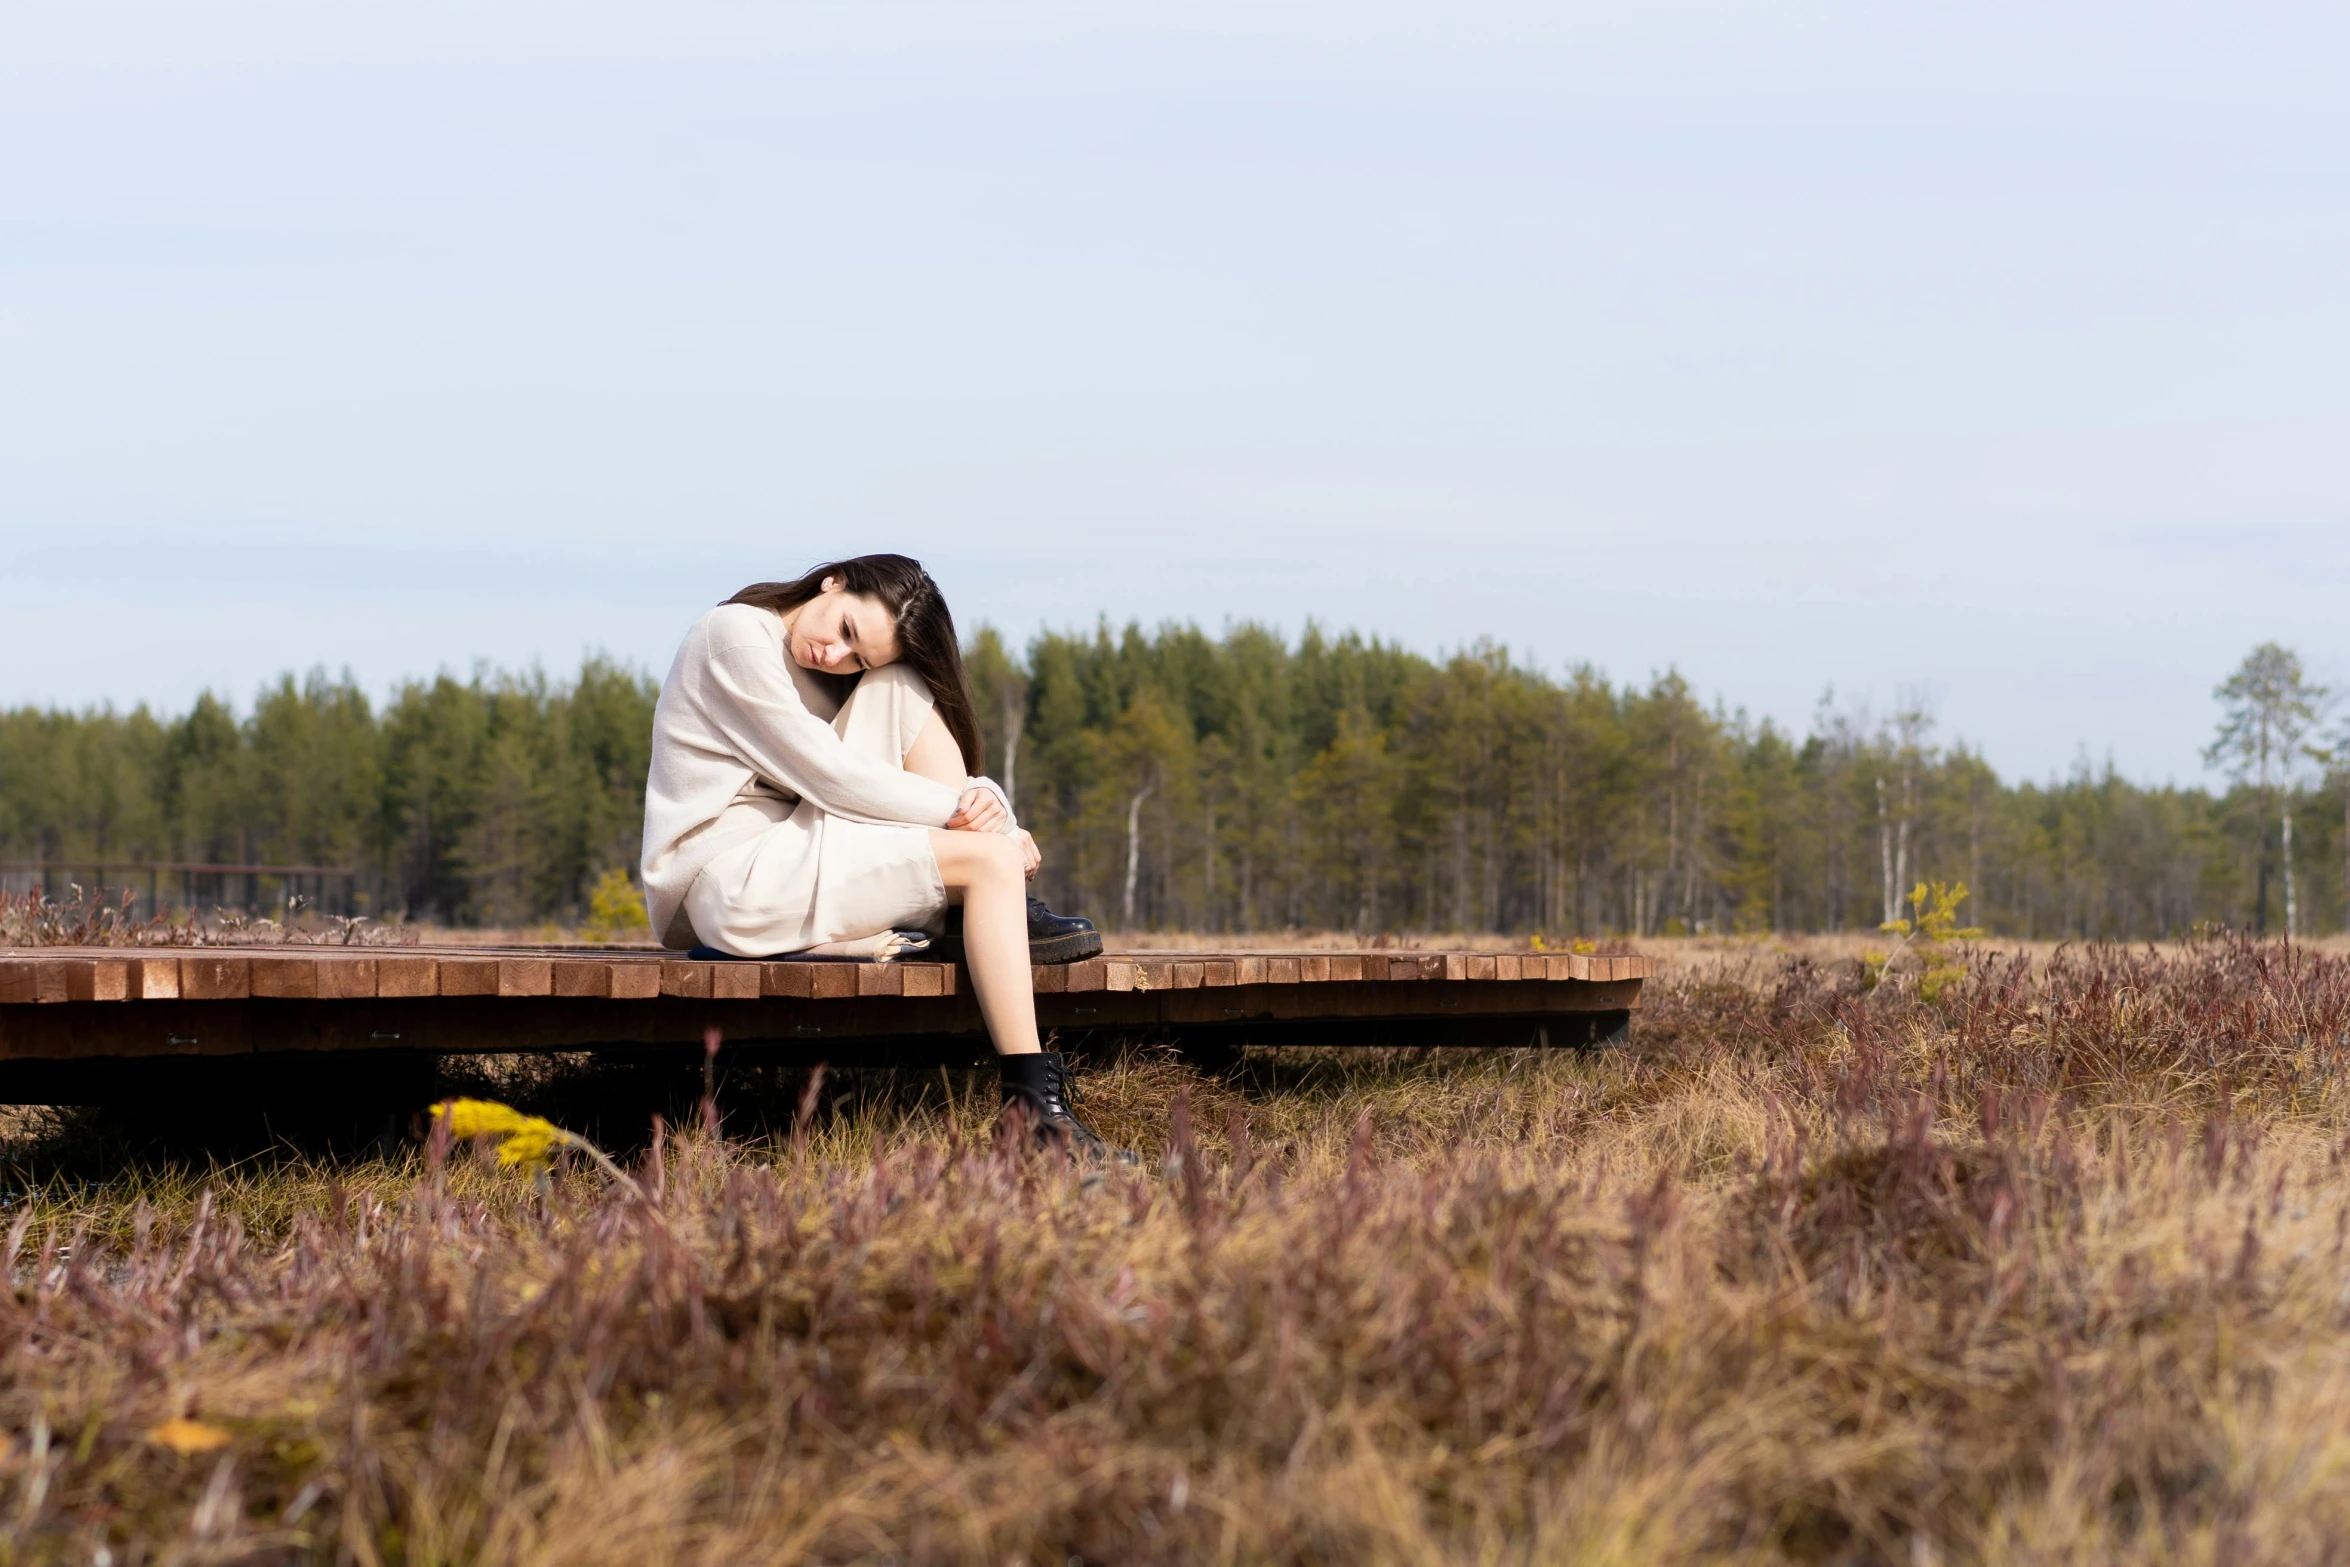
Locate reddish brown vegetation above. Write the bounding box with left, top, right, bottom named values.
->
left=4, top=937, right=2349, bottom=1563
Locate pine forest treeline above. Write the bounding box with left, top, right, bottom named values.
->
left=2, top=627, right=2341, bottom=938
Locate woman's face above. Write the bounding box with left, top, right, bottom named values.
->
left=786, top=578, right=901, bottom=675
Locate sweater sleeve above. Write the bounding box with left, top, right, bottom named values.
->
left=700, top=643, right=964, bottom=828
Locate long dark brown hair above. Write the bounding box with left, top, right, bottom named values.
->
left=725, top=555, right=984, bottom=774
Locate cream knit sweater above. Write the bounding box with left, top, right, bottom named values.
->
left=640, top=603, right=1008, bottom=950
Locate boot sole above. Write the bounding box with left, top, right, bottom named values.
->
left=931, top=929, right=1105, bottom=966
left=1028, top=928, right=1104, bottom=966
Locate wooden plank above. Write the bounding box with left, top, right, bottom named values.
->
left=377, top=956, right=438, bottom=998
left=851, top=963, right=898, bottom=998
left=1066, top=959, right=1108, bottom=993
left=131, top=956, right=181, bottom=1001
left=1203, top=960, right=1237, bottom=988
left=809, top=964, right=857, bottom=1000
left=1495, top=954, right=1521, bottom=981
left=711, top=964, right=763, bottom=1001
left=250, top=956, right=319, bottom=999
left=660, top=961, right=713, bottom=1000
left=66, top=960, right=131, bottom=1002
left=437, top=958, right=500, bottom=997
left=762, top=963, right=818, bottom=999
left=181, top=955, right=251, bottom=1001
left=610, top=962, right=663, bottom=999
left=1441, top=954, right=1469, bottom=982
left=1329, top=955, right=1363, bottom=983
left=552, top=960, right=612, bottom=999
left=28, top=960, right=72, bottom=1003
left=0, top=960, right=35, bottom=1006
left=498, top=958, right=554, bottom=998
left=1467, top=954, right=1497, bottom=982
left=1301, top=956, right=1331, bottom=983
left=316, top=956, right=378, bottom=1000
left=0, top=945, right=1649, bottom=1067
left=939, top=962, right=957, bottom=995
left=1173, top=961, right=1205, bottom=990
left=1031, top=963, right=1068, bottom=995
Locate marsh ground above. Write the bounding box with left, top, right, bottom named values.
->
left=3, top=936, right=2347, bottom=1565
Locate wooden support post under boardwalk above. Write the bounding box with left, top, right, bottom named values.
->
left=0, top=944, right=1650, bottom=1102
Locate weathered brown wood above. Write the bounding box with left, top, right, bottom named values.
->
left=660, top=961, right=713, bottom=1000
left=251, top=956, right=319, bottom=999
left=553, top=960, right=611, bottom=999
left=0, top=945, right=1651, bottom=996
left=498, top=958, right=553, bottom=998
left=611, top=962, right=662, bottom=1000
left=131, top=956, right=181, bottom=1000
left=0, top=943, right=1647, bottom=1075
left=376, top=955, right=435, bottom=997
left=182, top=955, right=251, bottom=1001
left=316, top=956, right=377, bottom=1000
left=438, top=959, right=499, bottom=997
left=712, top=964, right=763, bottom=1002
left=762, top=962, right=816, bottom=999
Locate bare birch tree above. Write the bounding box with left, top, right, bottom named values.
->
left=2206, top=644, right=2325, bottom=936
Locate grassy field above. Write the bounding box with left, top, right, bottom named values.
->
left=4, top=936, right=2349, bottom=1564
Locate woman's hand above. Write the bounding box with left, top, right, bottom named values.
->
left=1017, top=829, right=1041, bottom=879
left=946, top=785, right=1009, bottom=835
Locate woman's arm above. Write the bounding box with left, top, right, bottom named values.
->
left=699, top=643, right=964, bottom=828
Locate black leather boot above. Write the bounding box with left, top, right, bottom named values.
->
left=1023, top=896, right=1102, bottom=964
left=939, top=899, right=1104, bottom=965
left=998, top=1051, right=1133, bottom=1163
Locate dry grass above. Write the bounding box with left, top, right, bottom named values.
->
left=7, top=937, right=2350, bottom=1563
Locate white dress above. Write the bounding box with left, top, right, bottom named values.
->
left=639, top=603, right=1011, bottom=956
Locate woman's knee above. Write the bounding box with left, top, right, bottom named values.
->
left=932, top=827, right=1021, bottom=886
left=862, top=662, right=928, bottom=698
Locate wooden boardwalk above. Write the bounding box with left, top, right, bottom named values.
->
left=0, top=946, right=1651, bottom=1101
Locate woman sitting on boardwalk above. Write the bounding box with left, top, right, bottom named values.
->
left=641, top=554, right=1120, bottom=1157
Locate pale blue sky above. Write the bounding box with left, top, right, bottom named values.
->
left=5, top=0, right=2346, bottom=783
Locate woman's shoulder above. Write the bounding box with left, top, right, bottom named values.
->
left=694, top=601, right=786, bottom=652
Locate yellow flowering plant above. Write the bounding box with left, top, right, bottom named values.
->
left=431, top=1098, right=661, bottom=1220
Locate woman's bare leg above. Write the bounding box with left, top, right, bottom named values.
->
left=929, top=828, right=1040, bottom=1055
left=906, top=704, right=1043, bottom=1056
